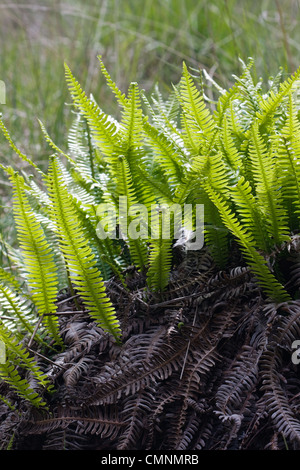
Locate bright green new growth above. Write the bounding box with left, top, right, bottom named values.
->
left=46, top=156, right=121, bottom=341
left=0, top=321, right=52, bottom=408
left=1, top=57, right=300, bottom=406
left=11, top=172, right=62, bottom=345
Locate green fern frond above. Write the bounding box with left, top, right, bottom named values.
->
left=281, top=92, right=300, bottom=141
left=213, top=81, right=239, bottom=129
left=268, top=67, right=284, bottom=94
left=116, top=155, right=138, bottom=207
left=277, top=94, right=300, bottom=228
left=232, top=58, right=263, bottom=120
left=98, top=55, right=127, bottom=107
left=143, top=120, right=185, bottom=187
left=68, top=112, right=88, bottom=158
left=203, top=195, right=229, bottom=268
left=0, top=322, right=50, bottom=387
left=26, top=177, right=52, bottom=214
left=176, top=153, right=229, bottom=267
left=145, top=84, right=181, bottom=134
left=0, top=361, right=47, bottom=408
left=11, top=172, right=62, bottom=345
left=0, top=266, right=24, bottom=295
left=115, top=156, right=148, bottom=269
left=172, top=159, right=203, bottom=206
left=39, top=117, right=100, bottom=196
left=132, top=163, right=174, bottom=205
left=47, top=156, right=121, bottom=341
left=226, top=99, right=245, bottom=143
left=0, top=281, right=36, bottom=336
left=202, top=152, right=230, bottom=195
left=0, top=119, right=43, bottom=175
left=147, top=239, right=173, bottom=292
left=0, top=321, right=52, bottom=407
left=248, top=121, right=289, bottom=245
left=0, top=394, right=15, bottom=412
left=64, top=63, right=118, bottom=158
left=231, top=176, right=270, bottom=252
left=67, top=112, right=101, bottom=185
left=203, top=184, right=290, bottom=302
left=38, top=119, right=74, bottom=164
left=73, top=200, right=127, bottom=284
left=278, top=140, right=300, bottom=230
left=257, top=65, right=300, bottom=130
left=219, top=114, right=243, bottom=173
left=117, top=82, right=157, bottom=212
left=147, top=209, right=173, bottom=292
left=178, top=62, right=216, bottom=153
left=119, top=81, right=145, bottom=150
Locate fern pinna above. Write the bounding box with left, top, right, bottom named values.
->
left=1, top=58, right=300, bottom=449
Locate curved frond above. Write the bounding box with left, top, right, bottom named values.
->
left=277, top=93, right=300, bottom=228
left=0, top=281, right=36, bottom=336
left=0, top=119, right=43, bottom=175
left=203, top=184, right=290, bottom=302
left=219, top=114, right=243, bottom=173
left=248, top=121, right=289, bottom=245
left=231, top=176, right=270, bottom=252
left=98, top=55, right=127, bottom=107
left=113, top=156, right=148, bottom=270
left=119, top=81, right=145, bottom=150
left=11, top=172, right=61, bottom=345
left=64, top=63, right=118, bottom=158
left=47, top=156, right=121, bottom=341
left=178, top=62, right=216, bottom=154
left=143, top=120, right=185, bottom=187
left=257, top=65, right=300, bottom=130
left=0, top=321, right=52, bottom=408
left=147, top=209, right=173, bottom=291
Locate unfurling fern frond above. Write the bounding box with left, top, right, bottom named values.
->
left=46, top=156, right=121, bottom=342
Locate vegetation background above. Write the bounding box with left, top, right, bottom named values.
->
left=0, top=0, right=300, bottom=246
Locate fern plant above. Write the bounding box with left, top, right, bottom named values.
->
left=1, top=56, right=300, bottom=418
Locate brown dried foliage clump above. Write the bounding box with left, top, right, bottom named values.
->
left=1, top=245, right=300, bottom=450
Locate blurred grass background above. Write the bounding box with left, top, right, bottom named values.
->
left=1, top=0, right=300, bottom=246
